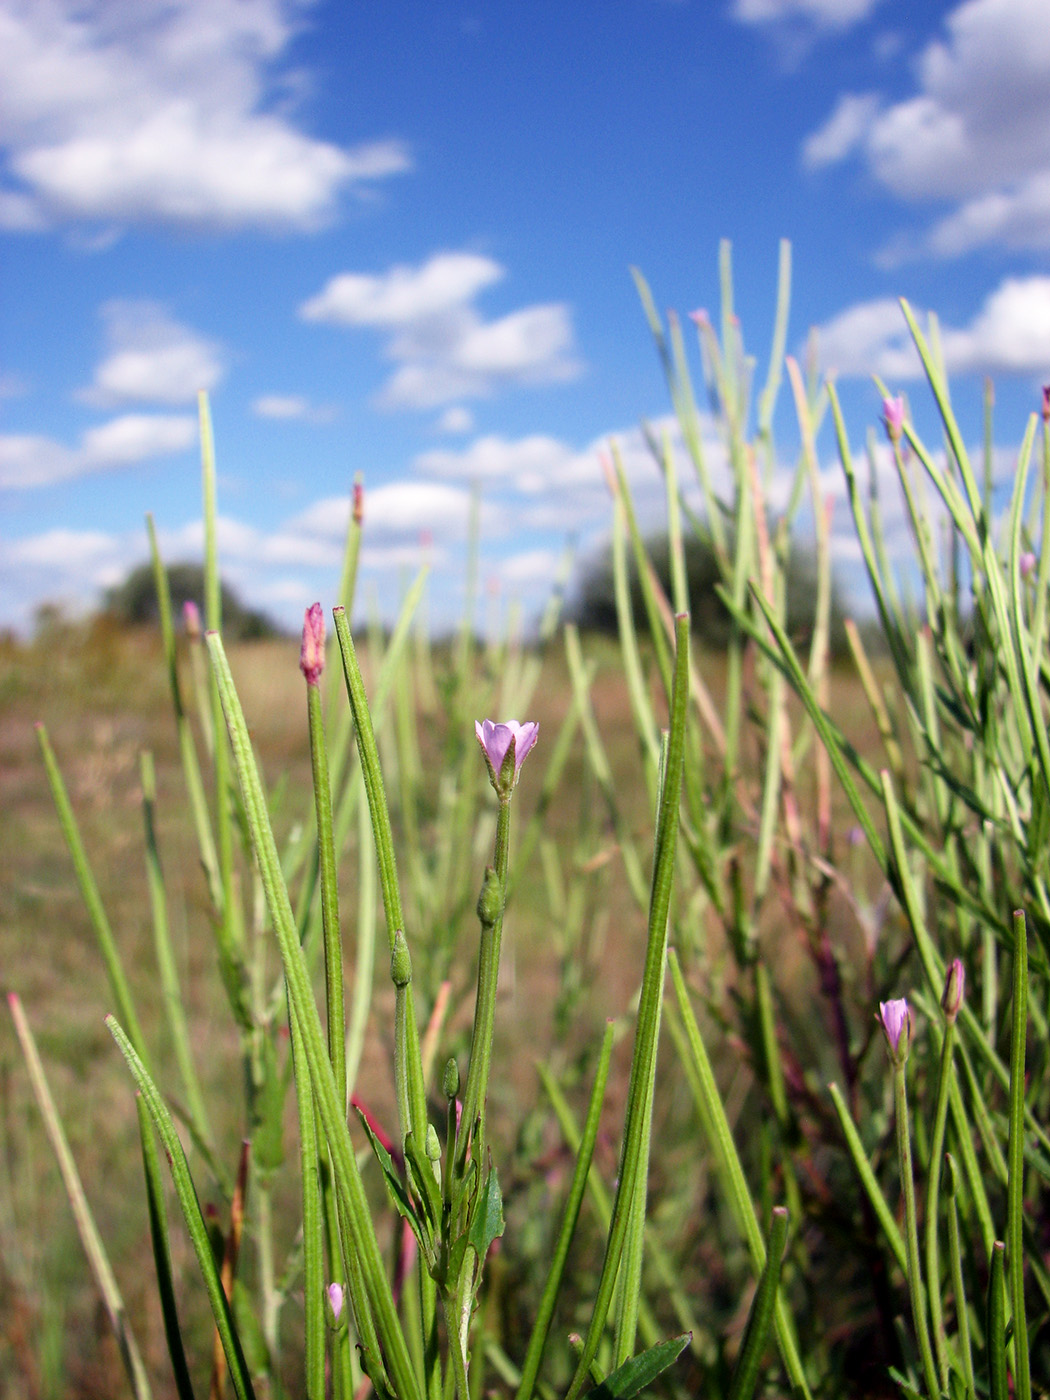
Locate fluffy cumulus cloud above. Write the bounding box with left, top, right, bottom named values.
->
left=0, top=0, right=410, bottom=232
left=818, top=275, right=1050, bottom=379
left=0, top=413, right=196, bottom=487
left=81, top=300, right=224, bottom=405
left=805, top=0, right=1050, bottom=254
left=300, top=251, right=581, bottom=409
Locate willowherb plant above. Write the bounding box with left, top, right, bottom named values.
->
left=5, top=244, right=1048, bottom=1399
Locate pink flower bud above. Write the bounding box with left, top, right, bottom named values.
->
left=879, top=997, right=911, bottom=1063
left=882, top=395, right=906, bottom=443
left=353, top=480, right=365, bottom=525
left=299, top=602, right=325, bottom=686
left=1042, top=385, right=1050, bottom=423
left=326, top=1282, right=344, bottom=1323
left=183, top=599, right=201, bottom=638
left=941, top=958, right=965, bottom=1023
left=475, top=719, right=539, bottom=797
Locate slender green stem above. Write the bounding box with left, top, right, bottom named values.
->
left=987, top=1241, right=1008, bottom=1400
left=1007, top=910, right=1031, bottom=1400
left=925, top=1017, right=957, bottom=1388
left=944, top=1154, right=975, bottom=1399
left=306, top=678, right=345, bottom=1106
left=458, top=800, right=511, bottom=1173
left=892, top=1060, right=939, bottom=1399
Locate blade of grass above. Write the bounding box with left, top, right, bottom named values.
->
left=8, top=995, right=153, bottom=1400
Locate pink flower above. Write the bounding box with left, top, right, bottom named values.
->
left=879, top=997, right=911, bottom=1063
left=1042, top=385, right=1050, bottom=423
left=882, top=396, right=906, bottom=443
left=475, top=719, right=539, bottom=797
left=326, top=1282, right=344, bottom=1323
left=299, top=602, right=325, bottom=686
left=1020, top=551, right=1038, bottom=579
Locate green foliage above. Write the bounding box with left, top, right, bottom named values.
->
left=5, top=244, right=1050, bottom=1400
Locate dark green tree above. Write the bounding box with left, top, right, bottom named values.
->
left=102, top=562, right=280, bottom=641
left=569, top=527, right=849, bottom=655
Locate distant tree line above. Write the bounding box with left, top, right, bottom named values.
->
left=102, top=562, right=280, bottom=641
left=567, top=527, right=851, bottom=656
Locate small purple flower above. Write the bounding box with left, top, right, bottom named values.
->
left=326, top=1282, right=344, bottom=1323
left=1020, top=550, right=1038, bottom=580
left=879, top=997, right=911, bottom=1063
left=475, top=719, right=539, bottom=798
left=883, top=395, right=906, bottom=443
left=1042, top=384, right=1050, bottom=423
left=299, top=602, right=325, bottom=686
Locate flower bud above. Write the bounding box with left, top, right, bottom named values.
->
left=390, top=929, right=412, bottom=988
left=941, top=958, right=965, bottom=1023
left=883, top=395, right=906, bottom=443
left=299, top=602, right=325, bottom=686
left=183, top=598, right=201, bottom=639
left=425, top=1123, right=441, bottom=1162
left=443, top=1057, right=460, bottom=1101
left=879, top=997, right=911, bottom=1064
left=327, top=1282, right=344, bottom=1324
left=476, top=866, right=503, bottom=926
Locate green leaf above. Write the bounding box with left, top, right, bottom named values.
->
left=587, top=1332, right=691, bottom=1399
left=467, top=1163, right=505, bottom=1264
left=354, top=1108, right=416, bottom=1226
left=232, top=1279, right=271, bottom=1377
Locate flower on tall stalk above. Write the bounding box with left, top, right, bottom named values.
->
left=1020, top=550, right=1038, bottom=580
left=879, top=997, right=911, bottom=1064
left=883, top=395, right=906, bottom=443
left=475, top=719, right=538, bottom=799
left=1042, top=384, right=1050, bottom=423
left=299, top=602, right=325, bottom=686
left=326, top=1282, right=344, bottom=1324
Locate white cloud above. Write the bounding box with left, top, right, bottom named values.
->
left=733, top=0, right=880, bottom=28
left=804, top=0, right=1050, bottom=254
left=252, top=393, right=336, bottom=423
left=82, top=300, right=223, bottom=405
left=818, top=275, right=1050, bottom=378
left=300, top=253, right=503, bottom=326
left=435, top=406, right=474, bottom=434
left=0, top=412, right=195, bottom=487
left=290, top=479, right=501, bottom=544
left=253, top=395, right=310, bottom=419
left=415, top=433, right=588, bottom=492
left=0, top=0, right=410, bottom=232
left=300, top=251, right=581, bottom=409
left=803, top=93, right=880, bottom=169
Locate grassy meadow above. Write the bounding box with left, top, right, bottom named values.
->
left=1, top=248, right=1048, bottom=1400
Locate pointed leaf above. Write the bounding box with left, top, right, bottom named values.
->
left=587, top=1333, right=691, bottom=1399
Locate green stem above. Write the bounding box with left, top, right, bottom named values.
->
left=1007, top=910, right=1031, bottom=1400
left=893, top=1060, right=939, bottom=1399
left=459, top=800, right=511, bottom=1174
left=925, top=1017, right=957, bottom=1388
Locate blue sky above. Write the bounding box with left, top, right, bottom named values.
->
left=2, top=0, right=1049, bottom=635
